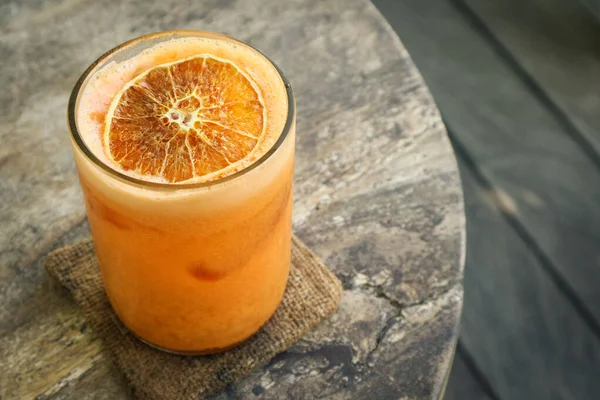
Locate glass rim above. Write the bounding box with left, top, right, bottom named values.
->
left=67, top=30, right=295, bottom=191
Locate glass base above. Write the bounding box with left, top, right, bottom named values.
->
left=133, top=331, right=248, bottom=356
left=120, top=304, right=280, bottom=356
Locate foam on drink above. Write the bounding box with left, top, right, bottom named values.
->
left=77, top=35, right=288, bottom=184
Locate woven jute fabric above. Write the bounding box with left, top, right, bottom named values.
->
left=45, top=236, right=342, bottom=399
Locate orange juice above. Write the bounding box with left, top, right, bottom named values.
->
left=68, top=31, right=295, bottom=353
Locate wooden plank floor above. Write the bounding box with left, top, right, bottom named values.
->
left=371, top=0, right=600, bottom=399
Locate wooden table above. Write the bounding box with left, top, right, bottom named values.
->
left=0, top=0, right=465, bottom=398
left=374, top=1, right=600, bottom=399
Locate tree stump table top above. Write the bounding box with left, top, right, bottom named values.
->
left=0, top=0, right=465, bottom=398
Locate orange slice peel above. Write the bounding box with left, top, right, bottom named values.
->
left=103, top=54, right=267, bottom=183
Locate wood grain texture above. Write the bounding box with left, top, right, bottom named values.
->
left=374, top=0, right=600, bottom=327
left=0, top=0, right=465, bottom=398
left=371, top=0, right=600, bottom=398
left=462, top=0, right=600, bottom=155
left=443, top=348, right=494, bottom=400
left=457, top=159, right=600, bottom=400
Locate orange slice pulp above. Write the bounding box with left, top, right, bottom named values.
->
left=103, top=54, right=267, bottom=183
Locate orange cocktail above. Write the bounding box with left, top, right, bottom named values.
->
left=68, top=31, right=295, bottom=354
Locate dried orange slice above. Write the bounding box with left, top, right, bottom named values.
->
left=103, top=54, right=266, bottom=183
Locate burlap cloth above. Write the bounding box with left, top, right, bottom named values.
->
left=45, top=236, right=342, bottom=399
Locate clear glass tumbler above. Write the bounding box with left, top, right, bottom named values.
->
left=67, top=31, right=295, bottom=354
